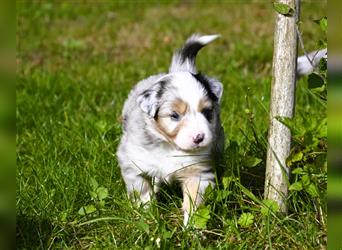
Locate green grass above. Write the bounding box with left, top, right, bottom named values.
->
left=16, top=1, right=327, bottom=249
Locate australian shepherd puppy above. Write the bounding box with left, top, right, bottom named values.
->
left=116, top=34, right=224, bottom=225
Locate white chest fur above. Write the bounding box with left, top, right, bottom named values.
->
left=123, top=140, right=211, bottom=180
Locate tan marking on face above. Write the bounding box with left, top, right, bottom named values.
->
left=153, top=98, right=188, bottom=142
left=155, top=99, right=188, bottom=143
left=172, top=98, right=188, bottom=116
left=198, top=98, right=212, bottom=112
left=155, top=117, right=185, bottom=140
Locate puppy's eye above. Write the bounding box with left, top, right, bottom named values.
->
left=201, top=108, right=213, bottom=122
left=170, top=111, right=181, bottom=121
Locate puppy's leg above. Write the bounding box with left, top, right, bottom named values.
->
left=122, top=170, right=153, bottom=204
left=151, top=176, right=161, bottom=194
left=182, top=176, right=214, bottom=226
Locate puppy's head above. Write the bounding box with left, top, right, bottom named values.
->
left=138, top=72, right=222, bottom=151
left=137, top=34, right=222, bottom=151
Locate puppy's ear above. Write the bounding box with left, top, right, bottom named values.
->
left=192, top=73, right=224, bottom=102
left=137, top=78, right=169, bottom=117
left=137, top=89, right=159, bottom=117
left=209, top=79, right=223, bottom=101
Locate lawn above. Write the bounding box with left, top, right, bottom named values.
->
left=17, top=1, right=327, bottom=249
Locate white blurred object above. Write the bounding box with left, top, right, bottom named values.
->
left=297, top=48, right=327, bottom=77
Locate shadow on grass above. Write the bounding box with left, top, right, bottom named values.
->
left=240, top=164, right=266, bottom=196
left=224, top=140, right=266, bottom=197
left=16, top=215, right=54, bottom=249
left=156, top=181, right=183, bottom=207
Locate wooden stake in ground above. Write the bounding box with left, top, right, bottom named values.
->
left=264, top=0, right=300, bottom=213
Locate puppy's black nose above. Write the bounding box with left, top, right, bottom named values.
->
left=193, top=133, right=205, bottom=144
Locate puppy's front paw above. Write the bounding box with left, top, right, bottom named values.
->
left=183, top=211, right=190, bottom=227
left=129, top=189, right=153, bottom=208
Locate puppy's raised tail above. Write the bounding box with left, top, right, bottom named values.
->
left=169, top=34, right=220, bottom=74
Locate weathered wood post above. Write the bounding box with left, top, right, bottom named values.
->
left=264, top=0, right=300, bottom=213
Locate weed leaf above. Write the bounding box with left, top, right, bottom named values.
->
left=261, top=199, right=279, bottom=216
left=306, top=183, right=319, bottom=198
left=137, top=218, right=149, bottom=233
left=89, top=177, right=99, bottom=190
left=308, top=73, right=324, bottom=89
left=292, top=168, right=304, bottom=175
left=238, top=213, right=254, bottom=228
left=97, top=187, right=109, bottom=201
left=289, top=181, right=303, bottom=191
left=222, top=176, right=233, bottom=189
left=301, top=175, right=310, bottom=186
left=78, top=205, right=97, bottom=215
left=194, top=206, right=211, bottom=229
left=272, top=2, right=294, bottom=16
left=314, top=17, right=327, bottom=32
left=287, top=151, right=303, bottom=166
left=243, top=156, right=262, bottom=168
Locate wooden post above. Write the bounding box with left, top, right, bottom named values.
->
left=264, top=0, right=300, bottom=213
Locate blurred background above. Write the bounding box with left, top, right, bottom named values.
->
left=328, top=1, right=342, bottom=249
left=0, top=0, right=15, bottom=248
